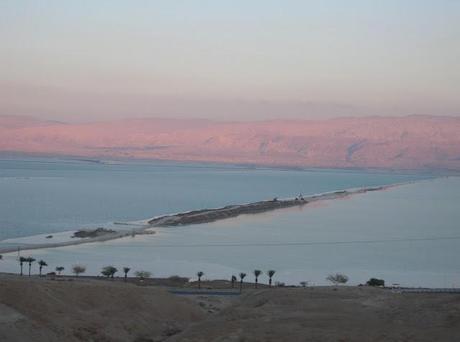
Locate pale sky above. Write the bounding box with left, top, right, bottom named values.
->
left=0, top=0, right=459, bottom=122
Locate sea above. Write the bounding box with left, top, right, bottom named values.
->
left=1, top=156, right=459, bottom=287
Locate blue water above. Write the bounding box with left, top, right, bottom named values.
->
left=0, top=157, right=427, bottom=241
left=1, top=173, right=459, bottom=287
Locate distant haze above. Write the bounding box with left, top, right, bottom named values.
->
left=1, top=115, right=460, bottom=171
left=1, top=1, right=459, bottom=122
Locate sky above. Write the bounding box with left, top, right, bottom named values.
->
left=0, top=0, right=459, bottom=122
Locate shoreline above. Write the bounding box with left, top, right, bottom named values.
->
left=146, top=185, right=389, bottom=227
left=2, top=152, right=453, bottom=176
left=0, top=184, right=398, bottom=255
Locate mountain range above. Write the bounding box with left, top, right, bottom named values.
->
left=1, top=115, right=460, bottom=171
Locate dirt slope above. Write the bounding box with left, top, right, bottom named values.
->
left=1, top=275, right=460, bottom=342
left=0, top=275, right=205, bottom=342
left=172, top=287, right=460, bottom=342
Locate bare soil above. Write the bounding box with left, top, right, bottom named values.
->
left=1, top=274, right=460, bottom=342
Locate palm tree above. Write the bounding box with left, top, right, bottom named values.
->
left=123, top=267, right=131, bottom=282
left=55, top=266, right=65, bottom=276
left=196, top=271, right=204, bottom=289
left=239, top=272, right=246, bottom=292
left=26, top=257, right=36, bottom=276
left=253, top=270, right=262, bottom=288
left=267, top=270, right=276, bottom=287
left=38, top=260, right=48, bottom=276
left=19, top=256, right=27, bottom=276
left=231, top=275, right=237, bottom=288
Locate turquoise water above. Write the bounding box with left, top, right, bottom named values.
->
left=3, top=157, right=458, bottom=287
left=0, top=157, right=425, bottom=241
left=1, top=176, right=459, bottom=287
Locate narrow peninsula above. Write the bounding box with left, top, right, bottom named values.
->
left=0, top=184, right=394, bottom=254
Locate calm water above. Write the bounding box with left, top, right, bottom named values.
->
left=3, top=157, right=458, bottom=287
left=0, top=157, right=424, bottom=240
left=1, top=177, right=459, bottom=287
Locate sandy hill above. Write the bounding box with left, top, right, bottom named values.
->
left=1, top=274, right=460, bottom=341
left=0, top=275, right=204, bottom=342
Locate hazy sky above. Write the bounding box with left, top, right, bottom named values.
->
left=1, top=0, right=459, bottom=122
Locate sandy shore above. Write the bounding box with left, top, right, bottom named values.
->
left=0, top=184, right=394, bottom=254
left=1, top=274, right=459, bottom=341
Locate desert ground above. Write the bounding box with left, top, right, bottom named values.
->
left=1, top=273, right=460, bottom=342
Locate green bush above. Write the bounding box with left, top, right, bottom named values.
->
left=366, top=278, right=385, bottom=287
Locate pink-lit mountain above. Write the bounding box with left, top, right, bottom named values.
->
left=1, top=115, right=460, bottom=171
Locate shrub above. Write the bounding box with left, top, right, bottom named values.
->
left=135, top=271, right=151, bottom=280
left=101, top=265, right=118, bottom=278
left=366, top=278, right=385, bottom=287
left=326, top=273, right=349, bottom=285
left=72, top=265, right=86, bottom=277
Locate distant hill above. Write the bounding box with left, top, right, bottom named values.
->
left=1, top=115, right=460, bottom=171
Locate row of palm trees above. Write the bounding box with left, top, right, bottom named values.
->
left=197, top=269, right=276, bottom=291
left=72, top=265, right=149, bottom=280
left=95, top=267, right=277, bottom=290
left=10, top=256, right=351, bottom=289
left=19, top=256, right=77, bottom=277
left=16, top=259, right=128, bottom=280
left=16, top=258, right=138, bottom=281
left=15, top=257, right=277, bottom=290
left=18, top=257, right=49, bottom=276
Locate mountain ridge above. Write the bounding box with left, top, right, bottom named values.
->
left=1, top=115, right=460, bottom=171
